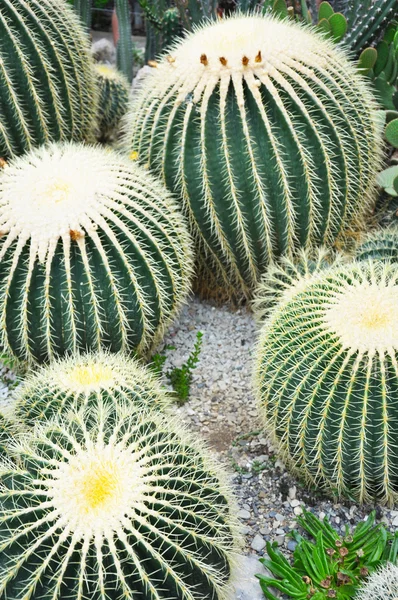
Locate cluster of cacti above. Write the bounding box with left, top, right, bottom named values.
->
left=354, top=563, right=398, bottom=600
left=138, top=0, right=181, bottom=62
left=15, top=351, right=171, bottom=425
left=0, top=142, right=193, bottom=363
left=0, top=402, right=237, bottom=599
left=124, top=14, right=382, bottom=298
left=0, top=0, right=98, bottom=159
left=95, top=64, right=130, bottom=141
left=255, top=260, right=398, bottom=505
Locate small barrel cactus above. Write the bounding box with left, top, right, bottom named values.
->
left=252, top=247, right=343, bottom=321
left=255, top=260, right=398, bottom=505
left=0, top=402, right=237, bottom=599
left=355, top=226, right=398, bottom=263
left=15, top=351, right=171, bottom=425
left=355, top=562, right=398, bottom=600
left=123, top=14, right=382, bottom=299
left=0, top=0, right=98, bottom=159
left=95, top=64, right=130, bottom=142
left=0, top=142, right=193, bottom=363
left=0, top=414, right=17, bottom=457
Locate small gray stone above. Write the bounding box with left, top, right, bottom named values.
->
left=287, top=540, right=298, bottom=552
left=238, top=509, right=251, bottom=520
left=231, top=555, right=276, bottom=600
left=251, top=534, right=266, bottom=552
left=290, top=499, right=300, bottom=508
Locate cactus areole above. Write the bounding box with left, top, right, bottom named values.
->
left=255, top=261, right=398, bottom=506
left=125, top=15, right=381, bottom=297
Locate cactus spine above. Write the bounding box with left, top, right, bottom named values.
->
left=15, top=351, right=171, bottom=426
left=354, top=563, right=398, bottom=600
left=0, top=0, right=98, bottom=159
left=124, top=15, right=382, bottom=299
left=355, top=227, right=398, bottom=263
left=115, top=0, right=134, bottom=82
left=0, top=143, right=193, bottom=363
left=255, top=261, right=398, bottom=505
left=342, top=0, right=398, bottom=55
left=95, top=64, right=130, bottom=141
left=0, top=402, right=237, bottom=599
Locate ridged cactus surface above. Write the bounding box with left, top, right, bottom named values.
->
left=0, top=414, right=17, bottom=457
left=354, top=563, right=398, bottom=600
left=0, top=403, right=236, bottom=600
left=0, top=143, right=193, bottom=363
left=0, top=0, right=98, bottom=159
left=95, top=64, right=130, bottom=141
left=15, top=351, right=171, bottom=425
left=124, top=15, right=382, bottom=298
left=355, top=226, right=398, bottom=263
left=255, top=261, right=398, bottom=505
left=252, top=247, right=343, bottom=321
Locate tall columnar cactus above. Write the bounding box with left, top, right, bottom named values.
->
left=355, top=563, right=398, bottom=600
left=115, top=0, right=134, bottom=82
left=341, top=0, right=398, bottom=55
left=0, top=0, right=98, bottom=159
left=124, top=15, right=382, bottom=299
left=252, top=247, right=344, bottom=321
left=0, top=143, right=193, bottom=363
left=255, top=260, right=398, bottom=505
left=0, top=402, right=237, bottom=599
left=95, top=64, right=130, bottom=141
left=355, top=227, right=398, bottom=263
left=15, top=351, right=171, bottom=426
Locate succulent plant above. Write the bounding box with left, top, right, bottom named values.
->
left=342, top=0, right=398, bottom=56
left=124, top=15, right=382, bottom=299
left=0, top=142, right=193, bottom=363
left=355, top=227, right=398, bottom=263
left=0, top=414, right=18, bottom=457
left=252, top=247, right=344, bottom=321
left=15, top=351, right=171, bottom=426
left=115, top=0, right=134, bottom=82
left=0, top=0, right=98, bottom=160
left=95, top=64, right=130, bottom=141
left=0, top=402, right=237, bottom=599
left=255, top=260, right=398, bottom=505
left=354, top=562, right=398, bottom=600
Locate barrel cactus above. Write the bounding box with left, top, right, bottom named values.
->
left=255, top=260, right=398, bottom=505
left=0, top=402, right=237, bottom=599
left=252, top=247, right=343, bottom=321
left=0, top=0, right=98, bottom=159
left=95, top=64, right=130, bottom=141
left=0, top=414, right=18, bottom=457
left=124, top=14, right=382, bottom=298
left=355, top=226, right=398, bottom=263
left=15, top=351, right=171, bottom=425
left=355, top=563, right=398, bottom=600
left=0, top=142, right=193, bottom=363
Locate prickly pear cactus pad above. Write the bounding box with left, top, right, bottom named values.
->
left=0, top=143, right=193, bottom=363
left=124, top=14, right=382, bottom=298
left=255, top=261, right=398, bottom=505
left=0, top=0, right=98, bottom=158
left=15, top=351, right=171, bottom=425
left=0, top=403, right=237, bottom=600
left=95, top=64, right=130, bottom=141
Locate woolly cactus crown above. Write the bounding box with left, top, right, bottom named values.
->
left=255, top=260, right=398, bottom=504
left=0, top=0, right=98, bottom=158
left=0, top=403, right=237, bottom=600
left=0, top=143, right=193, bottom=362
left=15, top=351, right=171, bottom=425
left=354, top=562, right=398, bottom=600
left=125, top=14, right=382, bottom=298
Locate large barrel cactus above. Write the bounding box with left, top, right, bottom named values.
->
left=355, top=226, right=398, bottom=263
left=0, top=0, right=98, bottom=158
left=0, top=143, right=193, bottom=363
left=255, top=260, right=398, bottom=505
left=354, top=563, right=398, bottom=600
left=15, top=351, right=171, bottom=425
left=124, top=14, right=382, bottom=298
left=0, top=402, right=237, bottom=599
left=95, top=64, right=130, bottom=142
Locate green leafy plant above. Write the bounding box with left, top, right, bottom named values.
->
left=124, top=14, right=382, bottom=300
left=149, top=331, right=203, bottom=403
left=257, top=510, right=398, bottom=600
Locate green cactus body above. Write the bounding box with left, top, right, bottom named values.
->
left=252, top=247, right=344, bottom=321
left=255, top=261, right=398, bottom=505
left=355, top=227, right=398, bottom=263
left=15, top=351, right=171, bottom=425
left=354, top=563, right=398, bottom=600
left=124, top=15, right=382, bottom=299
left=342, top=0, right=398, bottom=55
left=0, top=414, right=17, bottom=457
left=0, top=403, right=237, bottom=599
left=163, top=7, right=181, bottom=48
left=0, top=0, right=98, bottom=159
left=95, top=64, right=130, bottom=141
left=0, top=143, right=193, bottom=363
